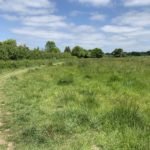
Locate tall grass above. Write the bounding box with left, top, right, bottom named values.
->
left=0, top=58, right=64, bottom=73
left=2, top=57, right=150, bottom=150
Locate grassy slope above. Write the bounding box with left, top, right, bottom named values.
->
left=2, top=57, right=150, bottom=150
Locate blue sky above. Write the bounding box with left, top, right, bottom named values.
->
left=0, top=0, right=150, bottom=52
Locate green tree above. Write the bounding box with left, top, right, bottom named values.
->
left=17, top=45, right=30, bottom=59
left=64, top=46, right=71, bottom=53
left=3, top=39, right=17, bottom=47
left=45, top=41, right=60, bottom=53
left=147, top=51, right=150, bottom=55
left=3, top=39, right=18, bottom=60
left=91, top=48, right=104, bottom=58
left=0, top=40, right=31, bottom=60
left=112, top=48, right=124, bottom=57
left=84, top=50, right=91, bottom=58
left=29, top=47, right=43, bottom=59
left=0, top=42, right=9, bottom=60
left=72, top=46, right=85, bottom=58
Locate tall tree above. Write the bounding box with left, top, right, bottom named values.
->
left=91, top=48, right=104, bottom=58
left=3, top=39, right=18, bottom=60
left=45, top=41, right=60, bottom=53
left=72, top=46, right=85, bottom=58
left=112, top=48, right=124, bottom=57
left=64, top=46, right=71, bottom=53
left=147, top=51, right=150, bottom=55
left=0, top=42, right=8, bottom=60
left=4, top=39, right=17, bottom=47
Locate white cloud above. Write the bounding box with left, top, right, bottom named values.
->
left=124, top=0, right=150, bottom=6
left=113, top=11, right=150, bottom=27
left=73, top=25, right=96, bottom=32
left=123, top=30, right=150, bottom=39
left=70, top=10, right=106, bottom=21
left=0, top=0, right=55, bottom=15
left=90, top=13, right=106, bottom=20
left=0, top=0, right=150, bottom=51
left=11, top=24, right=106, bottom=49
left=11, top=27, right=74, bottom=41
left=11, top=24, right=103, bottom=41
left=72, top=0, right=111, bottom=6
left=101, top=25, right=142, bottom=33
left=100, top=9, right=150, bottom=51
left=22, top=15, right=68, bottom=28
left=1, top=0, right=101, bottom=42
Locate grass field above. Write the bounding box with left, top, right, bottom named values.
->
left=1, top=57, right=150, bottom=150
left=0, top=59, right=63, bottom=74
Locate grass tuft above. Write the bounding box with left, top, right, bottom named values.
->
left=102, top=100, right=145, bottom=129
left=57, top=74, right=74, bottom=85
left=21, top=126, right=47, bottom=144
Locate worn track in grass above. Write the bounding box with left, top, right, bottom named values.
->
left=0, top=62, right=63, bottom=150
left=0, top=68, right=35, bottom=150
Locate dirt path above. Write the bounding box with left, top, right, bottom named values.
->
left=0, top=67, right=45, bottom=150
left=0, top=62, right=64, bottom=150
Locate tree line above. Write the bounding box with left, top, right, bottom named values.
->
left=0, top=39, right=149, bottom=60
left=0, top=40, right=71, bottom=60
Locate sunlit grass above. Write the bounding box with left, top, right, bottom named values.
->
left=2, top=57, right=150, bottom=150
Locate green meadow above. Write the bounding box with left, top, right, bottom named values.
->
left=1, top=57, right=150, bottom=150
